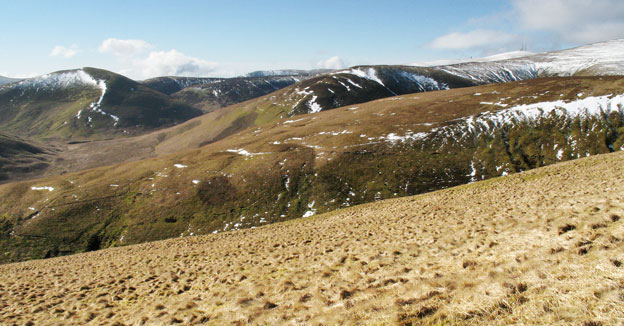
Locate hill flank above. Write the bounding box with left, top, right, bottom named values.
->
left=0, top=150, right=622, bottom=325
left=0, top=68, right=202, bottom=141
left=1, top=76, right=623, bottom=263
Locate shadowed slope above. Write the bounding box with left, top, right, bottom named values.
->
left=0, top=68, right=202, bottom=141
left=0, top=133, right=58, bottom=183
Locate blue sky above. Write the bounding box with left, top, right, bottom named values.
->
left=1, top=0, right=623, bottom=79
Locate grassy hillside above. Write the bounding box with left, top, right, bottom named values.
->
left=0, top=132, right=58, bottom=183
left=4, top=40, right=621, bottom=185
left=0, top=76, right=623, bottom=263
left=0, top=150, right=622, bottom=325
left=0, top=68, right=203, bottom=141
left=141, top=76, right=224, bottom=95
left=171, top=75, right=302, bottom=113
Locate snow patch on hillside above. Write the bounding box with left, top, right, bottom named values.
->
left=318, top=130, right=352, bottom=136
left=398, top=71, right=448, bottom=91
left=411, top=51, right=534, bottom=67
left=226, top=149, right=270, bottom=157
left=438, top=62, right=538, bottom=83
left=372, top=93, right=624, bottom=149
left=377, top=131, right=428, bottom=145
left=345, top=78, right=362, bottom=89
left=428, top=94, right=624, bottom=140
left=307, top=95, right=322, bottom=113
left=85, top=79, right=120, bottom=126
left=5, top=69, right=124, bottom=127
left=31, top=186, right=54, bottom=191
left=347, top=68, right=385, bottom=86
left=531, top=39, right=624, bottom=76
left=435, top=40, right=624, bottom=83
left=473, top=94, right=624, bottom=129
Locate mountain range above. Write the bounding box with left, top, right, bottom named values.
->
left=1, top=37, right=624, bottom=326
left=0, top=67, right=202, bottom=141
left=1, top=74, right=622, bottom=263
left=0, top=39, right=623, bottom=263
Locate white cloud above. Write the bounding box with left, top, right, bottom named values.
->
left=99, top=38, right=152, bottom=57
left=512, top=0, right=624, bottom=43
left=50, top=45, right=78, bottom=58
left=317, top=56, right=345, bottom=69
left=131, top=49, right=218, bottom=78
left=429, top=30, right=517, bottom=50
left=0, top=71, right=40, bottom=78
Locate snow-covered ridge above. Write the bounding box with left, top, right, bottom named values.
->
left=3, top=69, right=120, bottom=126
left=438, top=61, right=539, bottom=83
left=431, top=94, right=624, bottom=139
left=371, top=93, right=624, bottom=149
left=435, top=39, right=624, bottom=83
left=246, top=70, right=307, bottom=77
left=331, top=67, right=449, bottom=92
left=531, top=39, right=624, bottom=76
left=13, top=69, right=98, bottom=90
left=411, top=51, right=535, bottom=67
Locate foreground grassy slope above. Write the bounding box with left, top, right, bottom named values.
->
left=1, top=76, right=623, bottom=263
left=1, top=151, right=622, bottom=325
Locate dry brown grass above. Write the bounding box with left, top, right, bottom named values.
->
left=1, top=147, right=624, bottom=325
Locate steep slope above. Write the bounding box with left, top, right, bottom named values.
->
left=171, top=75, right=303, bottom=113
left=0, top=68, right=203, bottom=141
left=1, top=76, right=623, bottom=263
left=245, top=68, right=333, bottom=77
left=3, top=41, right=620, bottom=185
left=1, top=150, right=623, bottom=325
left=280, top=66, right=479, bottom=115
left=0, top=132, right=58, bottom=183
left=436, top=38, right=624, bottom=83
left=411, top=50, right=535, bottom=66
left=141, top=76, right=224, bottom=95
left=185, top=40, right=623, bottom=117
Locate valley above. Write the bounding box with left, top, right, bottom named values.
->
left=3, top=2, right=624, bottom=325
left=2, top=40, right=622, bottom=187
left=0, top=75, right=622, bottom=263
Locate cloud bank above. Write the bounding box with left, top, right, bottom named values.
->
left=428, top=0, right=624, bottom=55
left=317, top=56, right=345, bottom=69
left=99, top=38, right=152, bottom=57
left=50, top=45, right=78, bottom=58
left=429, top=30, right=517, bottom=50
left=98, top=38, right=218, bottom=79
left=132, top=49, right=218, bottom=78
left=512, top=0, right=624, bottom=44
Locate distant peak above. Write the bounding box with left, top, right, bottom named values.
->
left=411, top=50, right=535, bottom=67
